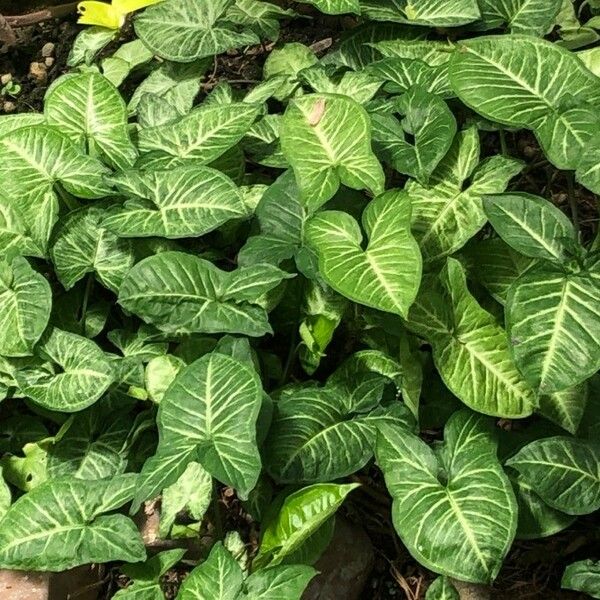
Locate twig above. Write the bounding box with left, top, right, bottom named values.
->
left=4, top=3, right=78, bottom=27
left=566, top=171, right=580, bottom=236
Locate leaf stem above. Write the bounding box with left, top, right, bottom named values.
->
left=567, top=172, right=580, bottom=237
left=212, top=481, right=224, bottom=540
left=499, top=129, right=508, bottom=156
left=79, top=274, right=94, bottom=327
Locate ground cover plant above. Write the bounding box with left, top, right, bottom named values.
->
left=0, top=0, right=599, bottom=598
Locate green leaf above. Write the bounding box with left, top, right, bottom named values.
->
left=371, top=86, right=457, bottom=183
left=562, top=560, right=600, bottom=598
left=449, top=35, right=600, bottom=169
left=145, top=355, right=185, bottom=404
left=160, top=462, right=212, bottom=537
left=1, top=442, right=48, bottom=492
left=306, top=190, right=422, bottom=317
left=376, top=410, right=517, bottom=583
left=67, top=26, right=116, bottom=67
left=484, top=193, right=577, bottom=261
left=0, top=468, right=10, bottom=521
left=138, top=102, right=260, bottom=169
left=265, top=383, right=413, bottom=483
left=119, top=251, right=291, bottom=336
left=281, top=93, right=385, bottom=211
left=263, top=43, right=317, bottom=101
left=133, top=352, right=263, bottom=510
left=45, top=72, right=137, bottom=170
left=478, top=0, right=563, bottom=35
left=256, top=483, right=358, bottom=567
left=408, top=127, right=523, bottom=263
left=135, top=0, right=260, bottom=62
left=297, top=0, right=359, bottom=14
left=426, top=576, right=459, bottom=600
left=177, top=542, right=316, bottom=599
left=0, top=475, right=145, bottom=570
left=226, top=0, right=296, bottom=41
left=16, top=328, right=114, bottom=412
left=0, top=114, right=46, bottom=138
left=506, top=260, right=600, bottom=394
left=360, top=0, right=481, bottom=26
left=0, top=256, right=51, bottom=357
left=0, top=190, right=46, bottom=259
left=104, top=166, right=248, bottom=238
left=407, top=259, right=536, bottom=418
left=509, top=470, right=575, bottom=540
left=116, top=549, right=186, bottom=600
left=506, top=436, right=600, bottom=515
left=538, top=382, right=588, bottom=435
left=102, top=39, right=154, bottom=88
left=51, top=205, right=134, bottom=293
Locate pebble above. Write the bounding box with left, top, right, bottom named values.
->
left=28, top=62, right=47, bottom=84
left=41, top=42, right=55, bottom=58
left=44, top=57, right=54, bottom=68
left=2, top=101, right=16, bottom=113
left=0, top=73, right=11, bottom=85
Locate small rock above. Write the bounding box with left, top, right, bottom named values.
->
left=0, top=73, right=11, bottom=85
left=451, top=579, right=492, bottom=600
left=302, top=517, right=374, bottom=600
left=2, top=101, right=16, bottom=113
left=29, top=62, right=47, bottom=84
left=41, top=42, right=55, bottom=58
left=45, top=57, right=55, bottom=68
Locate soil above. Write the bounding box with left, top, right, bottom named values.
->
left=0, top=9, right=598, bottom=600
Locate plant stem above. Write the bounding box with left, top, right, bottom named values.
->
left=79, top=274, right=93, bottom=327
left=567, top=172, right=580, bottom=236
left=499, top=129, right=508, bottom=156
left=212, top=482, right=223, bottom=540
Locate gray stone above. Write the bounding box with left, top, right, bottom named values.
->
left=302, top=517, right=374, bottom=600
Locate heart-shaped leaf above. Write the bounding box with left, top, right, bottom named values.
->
left=360, top=0, right=480, bottom=26
left=0, top=191, right=46, bottom=259
left=506, top=437, right=600, bottom=515
left=562, top=560, right=600, bottom=598
left=16, top=328, right=115, bottom=412
left=281, top=93, right=385, bottom=211
left=50, top=205, right=134, bottom=293
left=135, top=0, right=260, bottom=62
left=306, top=190, right=422, bottom=317
left=376, top=410, right=517, bottom=583
left=538, top=383, right=588, bottom=435
left=119, top=251, right=291, bottom=336
left=45, top=72, right=137, bottom=170
left=0, top=475, right=145, bottom=570
left=132, top=352, right=263, bottom=510
left=104, top=166, right=247, bottom=238
left=426, top=577, right=459, bottom=600
left=407, top=259, right=536, bottom=418
left=478, top=0, right=562, bottom=35
left=0, top=256, right=51, bottom=358
left=297, top=0, right=359, bottom=14
left=506, top=260, right=600, bottom=394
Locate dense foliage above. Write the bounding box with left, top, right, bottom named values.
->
left=0, top=0, right=599, bottom=597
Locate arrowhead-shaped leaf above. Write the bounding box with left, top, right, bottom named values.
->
left=426, top=577, right=459, bottom=600
left=16, top=328, right=115, bottom=412
left=0, top=475, right=145, bottom=570
left=306, top=190, right=422, bottom=317
left=135, top=0, right=260, bottom=62
left=506, top=260, right=600, bottom=394
left=51, top=204, right=134, bottom=293
left=360, top=0, right=481, bottom=27
left=0, top=256, right=51, bottom=357
left=281, top=93, right=385, bottom=211
left=376, top=410, right=517, bottom=583
left=407, top=259, right=536, bottom=418
left=45, top=72, right=137, bottom=170
left=297, top=0, right=359, bottom=14
left=133, top=353, right=262, bottom=509
left=408, top=126, right=523, bottom=263
left=119, top=251, right=291, bottom=336
left=478, top=0, right=562, bottom=35
left=506, top=437, right=600, bottom=515
left=562, top=560, right=600, bottom=598
left=104, top=166, right=248, bottom=238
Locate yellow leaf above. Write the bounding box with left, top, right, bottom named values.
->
left=77, top=0, right=163, bottom=29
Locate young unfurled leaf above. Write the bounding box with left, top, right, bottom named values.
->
left=0, top=475, right=145, bottom=570
left=45, top=72, right=137, bottom=170
left=376, top=410, right=517, bottom=583
left=0, top=257, right=51, bottom=358
left=51, top=205, right=134, bottom=293
left=281, top=93, right=385, bottom=211
left=119, top=251, right=292, bottom=336
left=371, top=86, right=457, bottom=183
left=300, top=65, right=383, bottom=104
left=408, top=126, right=523, bottom=263
left=103, top=166, right=248, bottom=238
left=135, top=0, right=260, bottom=62
left=507, top=437, right=600, bottom=515
left=407, top=259, right=536, bottom=418
left=133, top=352, right=263, bottom=510
left=306, top=190, right=422, bottom=317
left=506, top=260, right=600, bottom=394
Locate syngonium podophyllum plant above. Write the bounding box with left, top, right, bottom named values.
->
left=0, top=0, right=600, bottom=597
